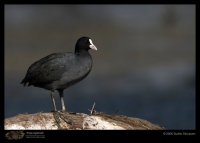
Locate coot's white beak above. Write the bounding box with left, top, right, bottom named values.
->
left=89, top=39, right=97, bottom=51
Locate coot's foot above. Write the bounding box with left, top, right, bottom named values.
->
left=52, top=111, right=63, bottom=130
left=60, top=110, right=76, bottom=114
left=58, top=111, right=72, bottom=125
left=51, top=111, right=72, bottom=126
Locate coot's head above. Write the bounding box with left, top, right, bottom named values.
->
left=75, top=37, right=97, bottom=53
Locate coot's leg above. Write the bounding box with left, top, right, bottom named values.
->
left=51, top=91, right=61, bottom=124
left=57, top=90, right=72, bottom=125
left=58, top=90, right=66, bottom=111
left=51, top=91, right=57, bottom=111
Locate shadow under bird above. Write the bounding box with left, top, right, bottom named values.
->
left=21, top=37, right=97, bottom=124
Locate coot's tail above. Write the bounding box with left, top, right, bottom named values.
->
left=20, top=79, right=27, bottom=86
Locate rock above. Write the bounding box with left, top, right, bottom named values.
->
left=83, top=116, right=125, bottom=130
left=4, top=111, right=165, bottom=130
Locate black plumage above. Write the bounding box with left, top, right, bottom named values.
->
left=21, top=37, right=97, bottom=112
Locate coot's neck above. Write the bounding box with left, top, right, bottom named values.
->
left=75, top=45, right=90, bottom=55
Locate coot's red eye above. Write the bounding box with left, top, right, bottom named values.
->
left=84, top=40, right=88, bottom=43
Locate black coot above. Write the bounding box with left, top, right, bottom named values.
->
left=21, top=37, right=97, bottom=112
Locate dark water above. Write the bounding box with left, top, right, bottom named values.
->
left=5, top=64, right=195, bottom=130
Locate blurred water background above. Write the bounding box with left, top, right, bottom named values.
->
left=5, top=5, right=195, bottom=129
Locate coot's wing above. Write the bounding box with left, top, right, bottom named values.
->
left=21, top=52, right=74, bottom=86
